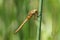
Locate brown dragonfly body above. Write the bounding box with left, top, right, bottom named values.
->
left=15, top=9, right=38, bottom=33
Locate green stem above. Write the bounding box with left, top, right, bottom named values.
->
left=36, top=0, right=43, bottom=40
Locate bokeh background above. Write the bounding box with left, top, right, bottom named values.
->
left=0, top=0, right=60, bottom=40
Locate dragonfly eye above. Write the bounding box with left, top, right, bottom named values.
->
left=30, top=9, right=38, bottom=15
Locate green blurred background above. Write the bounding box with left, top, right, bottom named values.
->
left=0, top=0, right=60, bottom=40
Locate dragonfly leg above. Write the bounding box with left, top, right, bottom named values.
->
left=37, top=13, right=42, bottom=17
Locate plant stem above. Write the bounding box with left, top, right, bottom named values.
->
left=36, top=0, right=43, bottom=40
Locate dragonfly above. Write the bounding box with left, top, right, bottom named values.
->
left=15, top=9, right=38, bottom=33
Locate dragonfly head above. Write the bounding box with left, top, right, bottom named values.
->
left=29, top=9, right=38, bottom=15
left=31, top=9, right=38, bottom=15
left=28, top=9, right=38, bottom=19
